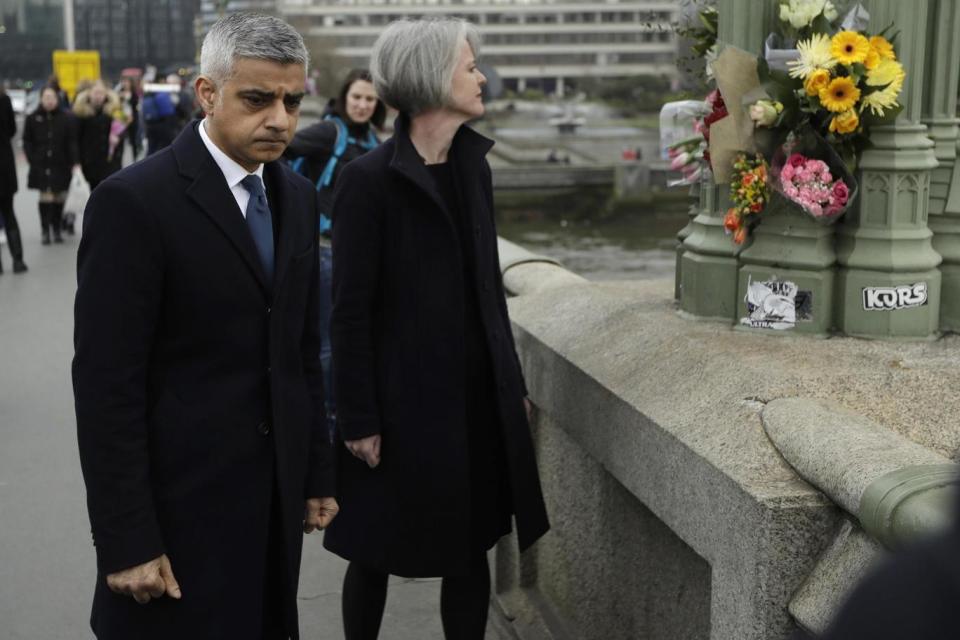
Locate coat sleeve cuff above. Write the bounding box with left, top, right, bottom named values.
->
left=94, top=520, right=165, bottom=576
left=337, top=416, right=381, bottom=443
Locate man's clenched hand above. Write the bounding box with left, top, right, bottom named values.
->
left=106, top=554, right=181, bottom=604
left=304, top=497, right=340, bottom=533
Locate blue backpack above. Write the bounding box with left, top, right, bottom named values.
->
left=142, top=92, right=176, bottom=123
left=289, top=115, right=378, bottom=235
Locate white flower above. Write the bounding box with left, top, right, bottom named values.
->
left=779, top=0, right=837, bottom=29
left=787, top=33, right=838, bottom=79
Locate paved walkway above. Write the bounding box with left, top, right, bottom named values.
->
left=0, top=154, right=466, bottom=640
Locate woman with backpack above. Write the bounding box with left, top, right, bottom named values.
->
left=284, top=68, right=386, bottom=434
left=23, top=85, right=77, bottom=245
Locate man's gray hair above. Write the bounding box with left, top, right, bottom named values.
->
left=200, top=13, right=309, bottom=85
left=370, top=18, right=481, bottom=116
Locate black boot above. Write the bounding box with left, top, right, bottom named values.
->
left=6, top=227, right=27, bottom=273
left=39, top=205, right=51, bottom=245
left=51, top=203, right=64, bottom=243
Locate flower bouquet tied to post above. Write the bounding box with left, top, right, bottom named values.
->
left=724, top=153, right=770, bottom=245
left=781, top=15, right=905, bottom=169
left=705, top=2, right=904, bottom=244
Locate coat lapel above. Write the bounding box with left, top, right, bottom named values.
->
left=173, top=122, right=271, bottom=295
left=265, top=160, right=301, bottom=291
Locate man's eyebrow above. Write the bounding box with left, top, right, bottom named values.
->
left=285, top=92, right=306, bottom=101
left=237, top=89, right=275, bottom=98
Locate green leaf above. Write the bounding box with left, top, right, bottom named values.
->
left=757, top=56, right=771, bottom=83
left=862, top=103, right=904, bottom=127
left=811, top=14, right=832, bottom=35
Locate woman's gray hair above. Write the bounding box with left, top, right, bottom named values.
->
left=200, top=13, right=309, bottom=86
left=370, top=18, right=481, bottom=116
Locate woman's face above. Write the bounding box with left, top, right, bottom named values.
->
left=447, top=41, right=486, bottom=120
left=90, top=85, right=106, bottom=107
left=344, top=79, right=378, bottom=125
left=40, top=88, right=58, bottom=112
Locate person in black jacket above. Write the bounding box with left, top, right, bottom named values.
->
left=73, top=81, right=125, bottom=235
left=72, top=14, right=338, bottom=640
left=284, top=68, right=385, bottom=436
left=118, top=76, right=141, bottom=159
left=0, top=83, right=27, bottom=273
left=325, top=18, right=550, bottom=640
left=22, top=85, right=77, bottom=244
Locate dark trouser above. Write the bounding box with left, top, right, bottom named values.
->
left=0, top=194, right=25, bottom=266
left=341, top=554, right=491, bottom=640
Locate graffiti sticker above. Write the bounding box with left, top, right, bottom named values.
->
left=862, top=283, right=928, bottom=311
left=740, top=277, right=812, bottom=330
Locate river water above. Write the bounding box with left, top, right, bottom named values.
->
left=496, top=207, right=692, bottom=282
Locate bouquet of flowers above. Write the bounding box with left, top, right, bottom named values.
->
left=667, top=135, right=707, bottom=186
left=723, top=153, right=770, bottom=245
left=108, top=107, right=129, bottom=162
left=771, top=12, right=905, bottom=169
left=779, top=153, right=849, bottom=219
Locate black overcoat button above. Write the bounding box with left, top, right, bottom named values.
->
left=257, top=421, right=271, bottom=436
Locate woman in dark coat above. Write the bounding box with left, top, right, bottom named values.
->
left=22, top=86, right=77, bottom=244
left=325, top=18, right=549, bottom=640
left=73, top=81, right=124, bottom=191
left=284, top=68, right=385, bottom=435
left=0, top=83, right=27, bottom=273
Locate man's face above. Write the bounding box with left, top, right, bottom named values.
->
left=197, top=58, right=306, bottom=172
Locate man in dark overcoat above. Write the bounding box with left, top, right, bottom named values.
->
left=72, top=14, right=338, bottom=639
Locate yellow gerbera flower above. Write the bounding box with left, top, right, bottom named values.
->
left=831, top=31, right=870, bottom=66
left=804, top=69, right=831, bottom=96
left=869, top=36, right=896, bottom=60
left=787, top=33, right=838, bottom=79
left=829, top=109, right=860, bottom=134
left=819, top=76, right=861, bottom=112
left=864, top=47, right=880, bottom=70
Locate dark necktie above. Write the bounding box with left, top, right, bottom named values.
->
left=240, top=174, right=274, bottom=283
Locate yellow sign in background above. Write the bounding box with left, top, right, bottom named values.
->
left=52, top=50, right=101, bottom=100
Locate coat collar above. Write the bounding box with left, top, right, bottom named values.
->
left=387, top=113, right=494, bottom=217
left=172, top=120, right=301, bottom=298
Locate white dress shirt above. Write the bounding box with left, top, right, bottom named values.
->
left=198, top=119, right=266, bottom=219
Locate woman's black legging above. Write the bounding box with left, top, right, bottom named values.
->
left=342, top=553, right=490, bottom=640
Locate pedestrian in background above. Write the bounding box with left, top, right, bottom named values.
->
left=118, top=76, right=141, bottom=159
left=22, top=85, right=76, bottom=245
left=74, top=80, right=125, bottom=191
left=142, top=77, right=179, bottom=155
left=325, top=18, right=549, bottom=640
left=284, top=68, right=385, bottom=435
left=0, top=81, right=27, bottom=273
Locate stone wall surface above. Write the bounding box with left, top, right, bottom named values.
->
left=493, top=265, right=960, bottom=639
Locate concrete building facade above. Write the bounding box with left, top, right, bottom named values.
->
left=278, top=0, right=680, bottom=97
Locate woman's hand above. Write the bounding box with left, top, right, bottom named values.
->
left=345, top=435, right=381, bottom=468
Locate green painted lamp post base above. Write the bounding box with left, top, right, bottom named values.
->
left=938, top=263, right=960, bottom=331
left=835, top=268, right=942, bottom=339
left=679, top=250, right=739, bottom=321
left=735, top=266, right=835, bottom=336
